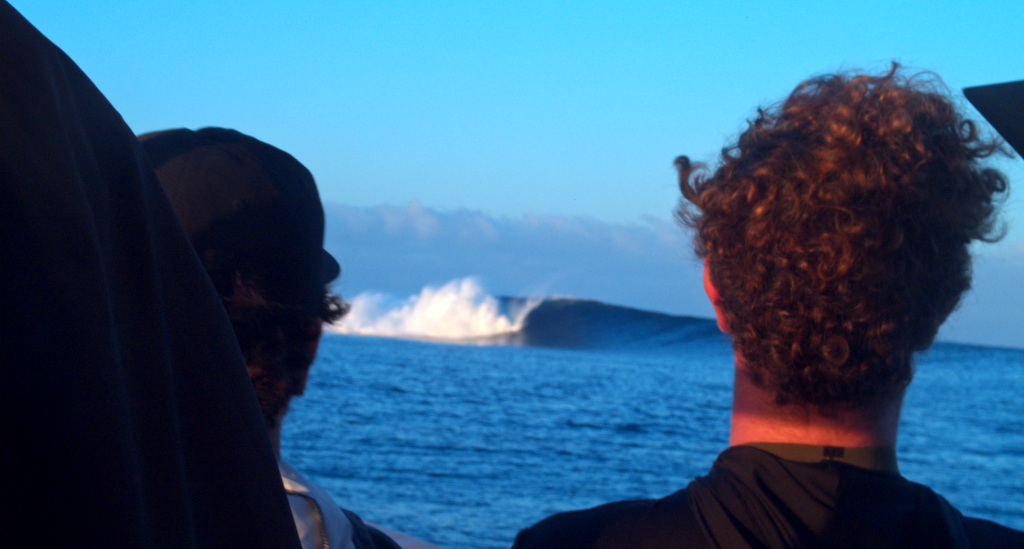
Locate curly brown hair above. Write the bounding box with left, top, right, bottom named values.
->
left=677, top=64, right=1009, bottom=408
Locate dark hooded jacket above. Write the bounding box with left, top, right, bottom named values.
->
left=0, top=3, right=301, bottom=547
left=512, top=446, right=1023, bottom=549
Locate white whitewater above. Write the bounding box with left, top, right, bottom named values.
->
left=329, top=277, right=538, bottom=340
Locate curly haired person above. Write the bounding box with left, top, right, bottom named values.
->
left=512, top=66, right=1023, bottom=549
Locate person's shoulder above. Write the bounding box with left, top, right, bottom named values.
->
left=963, top=516, right=1024, bottom=548
left=512, top=489, right=709, bottom=549
left=342, top=508, right=404, bottom=549
left=905, top=479, right=1024, bottom=549
left=511, top=498, right=656, bottom=549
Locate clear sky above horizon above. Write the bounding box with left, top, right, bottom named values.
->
left=13, top=0, right=1023, bottom=346
left=15, top=0, right=1024, bottom=247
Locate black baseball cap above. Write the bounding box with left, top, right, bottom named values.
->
left=963, top=80, right=1023, bottom=158
left=140, top=127, right=340, bottom=312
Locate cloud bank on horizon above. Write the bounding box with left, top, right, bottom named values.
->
left=324, top=201, right=1023, bottom=350
left=324, top=201, right=710, bottom=318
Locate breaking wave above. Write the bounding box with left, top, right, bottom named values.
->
left=329, top=277, right=725, bottom=351
left=329, top=277, right=539, bottom=339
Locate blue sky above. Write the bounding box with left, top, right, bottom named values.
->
left=14, top=1, right=1023, bottom=346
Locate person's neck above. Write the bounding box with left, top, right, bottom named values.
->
left=267, top=401, right=292, bottom=460
left=728, top=357, right=904, bottom=448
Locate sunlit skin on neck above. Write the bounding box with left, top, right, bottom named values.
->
left=728, top=359, right=904, bottom=447
left=703, top=258, right=905, bottom=448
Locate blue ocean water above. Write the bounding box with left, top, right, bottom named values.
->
left=282, top=299, right=1023, bottom=549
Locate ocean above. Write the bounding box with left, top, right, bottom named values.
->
left=281, top=282, right=1024, bottom=549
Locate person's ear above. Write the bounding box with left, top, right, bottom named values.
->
left=704, top=257, right=730, bottom=334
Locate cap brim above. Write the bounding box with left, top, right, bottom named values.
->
left=963, top=80, right=1024, bottom=158
left=321, top=250, right=340, bottom=284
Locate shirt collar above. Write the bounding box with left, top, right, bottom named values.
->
left=741, top=442, right=900, bottom=474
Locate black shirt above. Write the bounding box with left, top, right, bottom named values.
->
left=512, top=445, right=1023, bottom=549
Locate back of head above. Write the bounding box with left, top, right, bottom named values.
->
left=141, top=128, right=348, bottom=428
left=677, top=65, right=1008, bottom=409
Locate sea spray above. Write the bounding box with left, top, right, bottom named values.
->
left=329, top=277, right=538, bottom=339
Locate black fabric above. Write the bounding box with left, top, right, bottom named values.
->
left=963, top=80, right=1024, bottom=157
left=343, top=509, right=404, bottom=549
left=512, top=446, right=1024, bottom=549
left=513, top=491, right=712, bottom=549
left=0, top=3, right=301, bottom=548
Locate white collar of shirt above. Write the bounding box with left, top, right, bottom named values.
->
left=279, top=457, right=356, bottom=549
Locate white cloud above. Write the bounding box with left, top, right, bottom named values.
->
left=323, top=201, right=709, bottom=318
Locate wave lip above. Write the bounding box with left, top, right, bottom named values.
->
left=329, top=277, right=538, bottom=340
left=476, top=297, right=722, bottom=350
